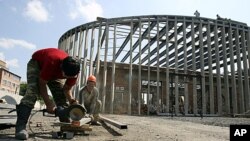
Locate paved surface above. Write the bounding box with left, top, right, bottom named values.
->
left=1, top=108, right=250, bottom=141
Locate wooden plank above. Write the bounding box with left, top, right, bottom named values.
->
left=99, top=116, right=127, bottom=129
left=61, top=124, right=92, bottom=132
left=52, top=118, right=91, bottom=126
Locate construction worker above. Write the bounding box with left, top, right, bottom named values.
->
left=79, top=75, right=102, bottom=125
left=15, top=48, right=80, bottom=140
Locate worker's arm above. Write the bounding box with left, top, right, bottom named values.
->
left=63, top=84, right=78, bottom=105
left=39, top=78, right=55, bottom=114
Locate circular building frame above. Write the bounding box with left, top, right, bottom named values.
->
left=58, top=15, right=250, bottom=116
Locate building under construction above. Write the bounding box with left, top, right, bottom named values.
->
left=58, top=15, right=250, bottom=117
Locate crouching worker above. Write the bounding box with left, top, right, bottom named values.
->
left=79, top=75, right=102, bottom=125
left=15, top=48, right=80, bottom=140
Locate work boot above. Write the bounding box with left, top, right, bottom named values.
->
left=91, top=114, right=101, bottom=126
left=91, top=121, right=101, bottom=126
left=15, top=104, right=32, bottom=140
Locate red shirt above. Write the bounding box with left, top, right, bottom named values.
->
left=32, top=48, right=77, bottom=86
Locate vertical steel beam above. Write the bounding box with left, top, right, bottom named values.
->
left=71, top=32, right=77, bottom=57
left=71, top=33, right=78, bottom=98
left=78, top=29, right=84, bottom=85
left=241, top=29, right=250, bottom=111
left=73, top=31, right=78, bottom=57
left=207, top=23, right=214, bottom=114
left=183, top=19, right=188, bottom=115
left=83, top=28, right=89, bottom=86
left=248, top=31, right=250, bottom=84
left=165, top=18, right=170, bottom=113
left=110, top=23, right=117, bottom=114
left=138, top=19, right=142, bottom=115
left=147, top=19, right=151, bottom=115
left=128, top=21, right=133, bottom=115
left=221, top=23, right=230, bottom=114
left=174, top=18, right=179, bottom=115
left=75, top=29, right=84, bottom=100
left=191, top=20, right=197, bottom=115
left=60, top=37, right=66, bottom=50
left=67, top=35, right=72, bottom=53
left=235, top=27, right=245, bottom=113
left=247, top=30, right=250, bottom=111
left=96, top=23, right=102, bottom=88
left=228, top=23, right=237, bottom=114
left=67, top=34, right=72, bottom=55
left=89, top=26, right=95, bottom=75
left=102, top=22, right=109, bottom=113
left=156, top=17, right=160, bottom=113
left=199, top=21, right=206, bottom=114
left=214, top=22, right=222, bottom=115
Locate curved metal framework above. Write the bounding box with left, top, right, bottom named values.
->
left=58, top=15, right=250, bottom=116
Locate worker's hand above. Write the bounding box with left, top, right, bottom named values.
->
left=69, top=99, right=78, bottom=105
left=45, top=101, right=56, bottom=114
left=89, top=114, right=94, bottom=121
left=46, top=105, right=55, bottom=114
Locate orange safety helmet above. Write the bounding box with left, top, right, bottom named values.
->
left=87, top=75, right=96, bottom=83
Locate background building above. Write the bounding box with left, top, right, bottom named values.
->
left=0, top=60, right=21, bottom=94
left=58, top=15, right=250, bottom=116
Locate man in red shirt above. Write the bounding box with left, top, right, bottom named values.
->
left=15, top=48, right=80, bottom=140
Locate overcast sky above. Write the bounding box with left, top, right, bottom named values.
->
left=0, top=0, right=249, bottom=82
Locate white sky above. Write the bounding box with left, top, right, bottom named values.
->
left=0, top=0, right=249, bottom=82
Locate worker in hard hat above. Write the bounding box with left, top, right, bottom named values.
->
left=79, top=75, right=102, bottom=125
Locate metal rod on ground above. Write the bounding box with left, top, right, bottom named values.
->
left=99, top=116, right=128, bottom=129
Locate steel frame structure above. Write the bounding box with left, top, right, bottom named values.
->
left=58, top=15, right=250, bottom=116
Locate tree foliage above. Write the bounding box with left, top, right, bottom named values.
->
left=19, top=83, right=27, bottom=96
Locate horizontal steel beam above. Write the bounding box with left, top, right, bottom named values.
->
left=99, top=116, right=127, bottom=129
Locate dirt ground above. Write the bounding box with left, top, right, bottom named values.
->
left=1, top=111, right=250, bottom=141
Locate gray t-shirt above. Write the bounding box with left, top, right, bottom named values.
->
left=79, top=86, right=99, bottom=114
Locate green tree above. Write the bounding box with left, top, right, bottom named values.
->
left=19, top=83, right=48, bottom=106
left=19, top=83, right=27, bottom=96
